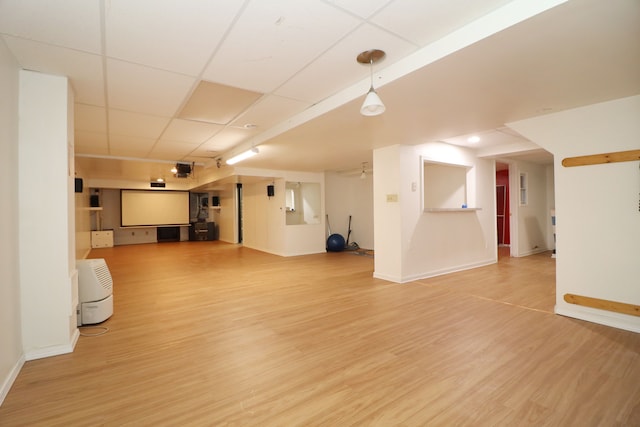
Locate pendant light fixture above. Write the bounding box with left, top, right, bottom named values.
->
left=360, top=162, right=367, bottom=179
left=357, top=49, right=386, bottom=116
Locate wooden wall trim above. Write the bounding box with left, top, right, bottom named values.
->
left=562, top=149, right=640, bottom=167
left=564, top=293, right=640, bottom=317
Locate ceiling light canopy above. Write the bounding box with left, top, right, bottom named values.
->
left=360, top=162, right=368, bottom=179
left=357, top=49, right=386, bottom=116
left=226, top=147, right=259, bottom=165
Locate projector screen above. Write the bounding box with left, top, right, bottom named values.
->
left=121, top=190, right=190, bottom=227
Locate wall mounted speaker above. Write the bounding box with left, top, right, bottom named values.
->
left=74, top=178, right=83, bottom=193
left=90, top=195, right=100, bottom=207
left=212, top=196, right=220, bottom=206
left=267, top=184, right=275, bottom=197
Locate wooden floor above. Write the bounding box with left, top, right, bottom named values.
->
left=2, top=242, right=639, bottom=426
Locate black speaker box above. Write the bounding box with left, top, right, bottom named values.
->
left=267, top=185, right=275, bottom=197
left=74, top=178, right=83, bottom=193
left=90, top=195, right=100, bottom=207
left=212, top=196, right=220, bottom=206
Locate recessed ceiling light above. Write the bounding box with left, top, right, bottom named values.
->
left=467, top=136, right=480, bottom=143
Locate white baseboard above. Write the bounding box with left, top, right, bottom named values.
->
left=555, top=304, right=640, bottom=333
left=25, top=329, right=80, bottom=361
left=406, top=259, right=497, bottom=283
left=0, top=354, right=25, bottom=407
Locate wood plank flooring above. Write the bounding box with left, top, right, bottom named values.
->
left=1, top=242, right=639, bottom=426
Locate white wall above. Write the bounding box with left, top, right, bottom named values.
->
left=374, top=142, right=497, bottom=283
left=509, top=95, right=640, bottom=332
left=0, top=37, right=23, bottom=406
left=74, top=163, right=92, bottom=260
left=242, top=179, right=286, bottom=255
left=18, top=70, right=79, bottom=359
left=239, top=169, right=326, bottom=256
left=513, top=160, right=553, bottom=256
left=325, top=171, right=374, bottom=250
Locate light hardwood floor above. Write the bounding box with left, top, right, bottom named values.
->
left=1, top=242, right=639, bottom=426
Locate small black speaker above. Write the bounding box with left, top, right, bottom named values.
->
left=90, top=195, right=100, bottom=207
left=212, top=196, right=220, bottom=206
left=74, top=178, right=83, bottom=193
left=267, top=185, right=275, bottom=197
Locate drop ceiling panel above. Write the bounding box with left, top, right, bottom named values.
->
left=3, top=36, right=105, bottom=106
left=75, top=104, right=107, bottom=133
left=108, top=110, right=170, bottom=140
left=109, top=135, right=156, bottom=157
left=75, top=131, right=109, bottom=156
left=161, top=119, right=223, bottom=144
left=324, top=0, right=394, bottom=19
left=178, top=80, right=262, bottom=125
left=147, top=140, right=201, bottom=161
left=201, top=128, right=255, bottom=152
left=202, top=0, right=361, bottom=93
left=104, top=0, right=244, bottom=75
left=275, top=23, right=418, bottom=103
left=0, top=0, right=102, bottom=54
left=107, top=59, right=196, bottom=117
left=370, top=0, right=515, bottom=46
left=230, top=95, right=310, bottom=129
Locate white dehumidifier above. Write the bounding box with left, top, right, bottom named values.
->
left=77, top=258, right=114, bottom=325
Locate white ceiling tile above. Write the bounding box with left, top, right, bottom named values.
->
left=324, top=0, right=393, bottom=19
left=104, top=0, right=244, bottom=75
left=231, top=95, right=310, bottom=129
left=0, top=0, right=102, bottom=54
left=107, top=59, right=196, bottom=116
left=161, top=119, right=223, bottom=144
left=202, top=0, right=361, bottom=93
left=275, top=23, right=417, bottom=103
left=178, top=81, right=262, bottom=125
left=75, top=104, right=107, bottom=133
left=148, top=140, right=201, bottom=161
left=3, top=36, right=105, bottom=106
left=109, top=135, right=156, bottom=157
left=108, top=109, right=170, bottom=139
left=74, top=131, right=109, bottom=156
left=370, top=0, right=514, bottom=46
left=201, top=128, right=254, bottom=152
left=187, top=145, right=223, bottom=160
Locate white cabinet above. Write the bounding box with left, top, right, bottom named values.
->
left=91, top=230, right=113, bottom=248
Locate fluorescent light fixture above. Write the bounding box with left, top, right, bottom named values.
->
left=226, top=147, right=259, bottom=165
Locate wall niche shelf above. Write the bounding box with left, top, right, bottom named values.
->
left=424, top=207, right=482, bottom=212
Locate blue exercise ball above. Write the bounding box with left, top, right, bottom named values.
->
left=326, top=234, right=345, bottom=252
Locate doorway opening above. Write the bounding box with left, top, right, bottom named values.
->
left=236, top=183, right=243, bottom=244
left=496, top=162, right=511, bottom=260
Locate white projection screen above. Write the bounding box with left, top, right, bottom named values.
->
left=121, top=190, right=190, bottom=227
